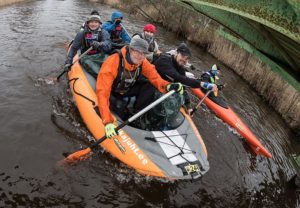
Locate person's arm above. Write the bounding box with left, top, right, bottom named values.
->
left=99, top=30, right=112, bottom=53
left=65, top=31, right=85, bottom=64
left=102, top=22, right=114, bottom=33
left=155, top=56, right=200, bottom=88
left=153, top=41, right=159, bottom=53
left=96, top=54, right=119, bottom=125
left=141, top=60, right=169, bottom=93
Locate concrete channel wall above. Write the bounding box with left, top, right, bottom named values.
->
left=0, top=0, right=30, bottom=7
left=97, top=0, right=300, bottom=134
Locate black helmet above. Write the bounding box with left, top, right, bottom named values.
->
left=177, top=43, right=191, bottom=57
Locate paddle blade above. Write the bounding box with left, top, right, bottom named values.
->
left=59, top=148, right=92, bottom=165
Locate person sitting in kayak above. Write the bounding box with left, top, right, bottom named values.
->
left=79, top=9, right=100, bottom=31
left=201, top=64, right=220, bottom=86
left=64, top=14, right=111, bottom=74
left=132, top=24, right=161, bottom=62
left=200, top=64, right=226, bottom=98
left=152, top=42, right=217, bottom=114
left=164, top=46, right=195, bottom=71
left=102, top=11, right=131, bottom=50
left=96, top=38, right=183, bottom=138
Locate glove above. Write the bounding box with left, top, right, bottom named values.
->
left=202, top=82, right=216, bottom=91
left=91, top=41, right=103, bottom=50
left=105, top=123, right=118, bottom=138
left=166, top=83, right=184, bottom=95
left=115, top=19, right=122, bottom=25
left=64, top=63, right=72, bottom=71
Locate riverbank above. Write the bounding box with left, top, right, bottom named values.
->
left=97, top=0, right=299, bottom=134
left=0, top=0, right=31, bottom=7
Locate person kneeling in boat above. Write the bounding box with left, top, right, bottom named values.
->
left=153, top=43, right=217, bottom=114
left=132, top=24, right=161, bottom=62
left=64, top=14, right=111, bottom=77
left=96, top=38, right=183, bottom=138
left=102, top=11, right=131, bottom=50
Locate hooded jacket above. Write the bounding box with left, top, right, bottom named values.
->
left=102, top=11, right=131, bottom=43
left=153, top=53, right=200, bottom=88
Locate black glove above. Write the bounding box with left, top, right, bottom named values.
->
left=64, top=63, right=72, bottom=71
left=91, top=41, right=103, bottom=50
left=115, top=19, right=121, bottom=25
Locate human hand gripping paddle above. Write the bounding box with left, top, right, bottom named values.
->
left=60, top=89, right=176, bottom=164
left=56, top=46, right=94, bottom=81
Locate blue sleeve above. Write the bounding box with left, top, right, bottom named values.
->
left=102, top=22, right=115, bottom=33
left=120, top=28, right=131, bottom=43
left=100, top=30, right=112, bottom=53
left=65, top=31, right=85, bottom=65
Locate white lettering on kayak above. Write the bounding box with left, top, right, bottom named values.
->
left=119, top=130, right=148, bottom=165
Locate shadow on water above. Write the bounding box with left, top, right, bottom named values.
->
left=0, top=0, right=299, bottom=207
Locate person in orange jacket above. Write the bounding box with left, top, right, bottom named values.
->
left=96, top=38, right=184, bottom=138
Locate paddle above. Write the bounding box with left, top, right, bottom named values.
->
left=56, top=46, right=94, bottom=81
left=62, top=89, right=176, bottom=163
left=190, top=89, right=213, bottom=116
left=120, top=23, right=131, bottom=38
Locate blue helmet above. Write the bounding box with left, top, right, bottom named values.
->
left=111, top=11, right=123, bottom=22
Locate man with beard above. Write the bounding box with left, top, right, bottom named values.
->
left=153, top=43, right=217, bottom=114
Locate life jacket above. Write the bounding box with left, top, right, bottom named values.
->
left=204, top=71, right=216, bottom=84
left=110, top=22, right=123, bottom=43
left=112, top=47, right=143, bottom=95
left=82, top=26, right=103, bottom=55
left=132, top=33, right=156, bottom=52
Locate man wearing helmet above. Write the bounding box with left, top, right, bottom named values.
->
left=64, top=13, right=111, bottom=72
left=102, top=11, right=131, bottom=49
left=132, top=24, right=160, bottom=62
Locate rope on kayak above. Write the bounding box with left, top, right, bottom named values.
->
left=69, top=78, right=96, bottom=107
left=160, top=131, right=196, bottom=163
left=145, top=135, right=196, bottom=154
left=147, top=131, right=204, bottom=178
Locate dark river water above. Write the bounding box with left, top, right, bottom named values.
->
left=0, top=0, right=299, bottom=207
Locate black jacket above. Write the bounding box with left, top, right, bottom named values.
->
left=153, top=53, right=200, bottom=88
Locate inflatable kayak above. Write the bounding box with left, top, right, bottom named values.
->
left=66, top=55, right=210, bottom=180
left=191, top=88, right=272, bottom=158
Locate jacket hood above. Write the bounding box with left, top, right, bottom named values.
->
left=111, top=11, right=123, bottom=22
